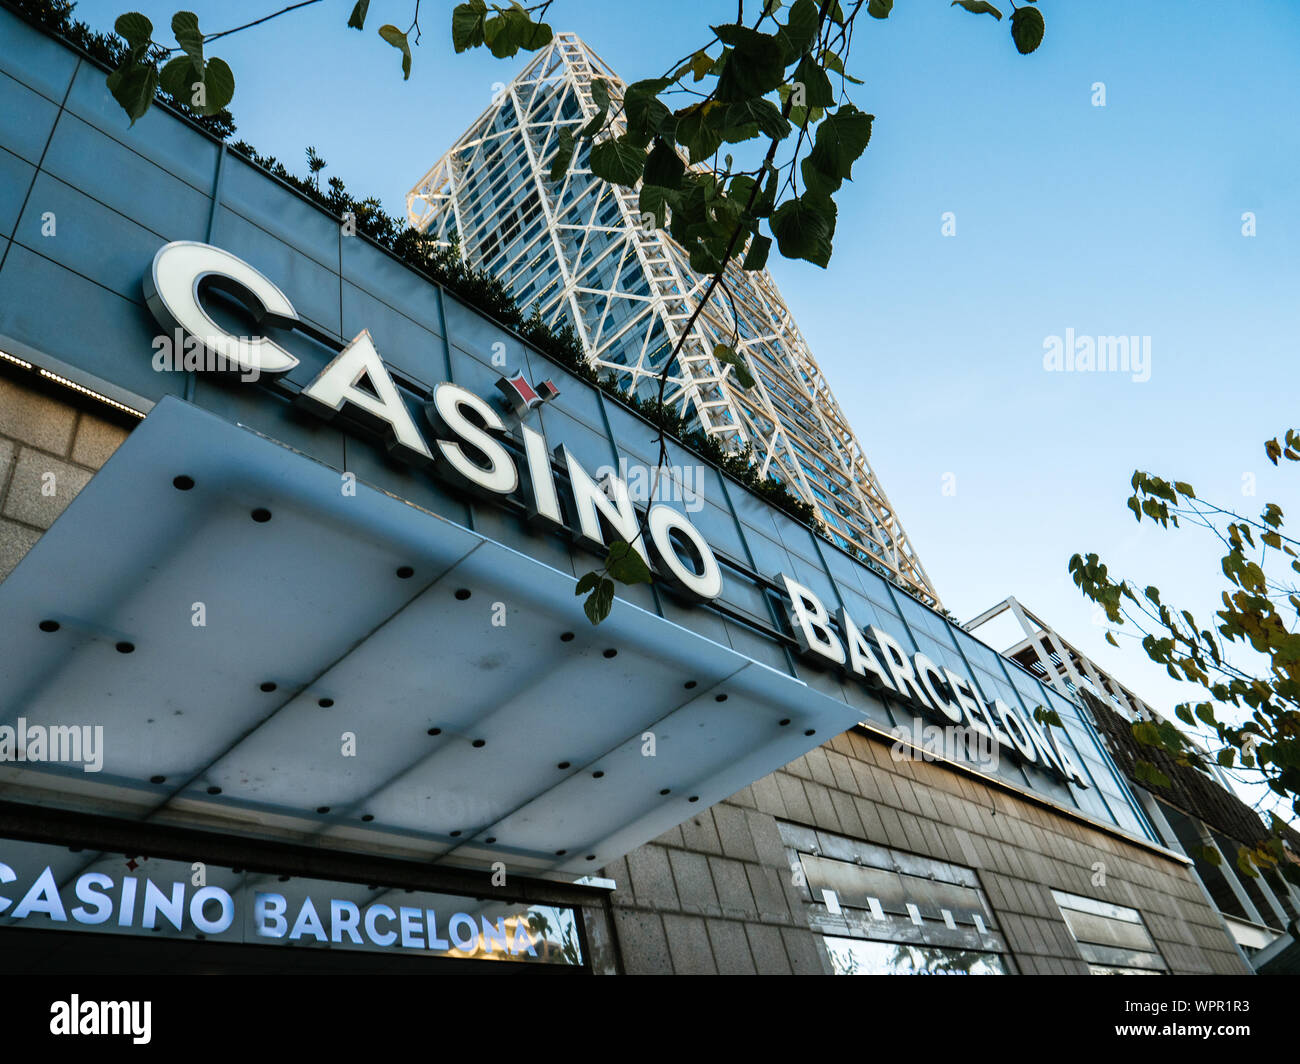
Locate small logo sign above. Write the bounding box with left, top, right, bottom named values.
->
left=495, top=371, right=560, bottom=415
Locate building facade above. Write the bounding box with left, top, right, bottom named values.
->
left=406, top=34, right=937, bottom=606
left=0, top=5, right=1252, bottom=974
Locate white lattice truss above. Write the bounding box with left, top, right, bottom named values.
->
left=407, top=33, right=938, bottom=606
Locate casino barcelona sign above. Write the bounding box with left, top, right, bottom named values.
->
left=141, top=242, right=1087, bottom=789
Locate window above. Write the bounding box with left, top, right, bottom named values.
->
left=1052, top=889, right=1167, bottom=974
left=824, top=938, right=1008, bottom=975
left=779, top=823, right=1012, bottom=975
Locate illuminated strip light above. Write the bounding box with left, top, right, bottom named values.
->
left=2, top=348, right=145, bottom=419
left=37, top=369, right=146, bottom=420
left=0, top=348, right=34, bottom=370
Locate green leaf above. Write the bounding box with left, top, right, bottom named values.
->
left=1133, top=760, right=1171, bottom=790
left=1132, top=720, right=1160, bottom=747
left=951, top=0, right=1002, bottom=18
left=792, top=55, right=835, bottom=110
left=114, top=12, right=153, bottom=47
left=777, top=0, right=820, bottom=61
left=714, top=343, right=756, bottom=388
left=172, top=11, right=204, bottom=64
left=1175, top=705, right=1195, bottom=726
left=724, top=99, right=791, bottom=142
left=1104, top=630, right=1118, bottom=648
left=639, top=184, right=672, bottom=228
left=867, top=0, right=894, bottom=18
left=820, top=49, right=863, bottom=85
left=770, top=195, right=834, bottom=266
left=1217, top=747, right=1236, bottom=768
left=483, top=6, right=551, bottom=58
left=575, top=571, right=602, bottom=596
left=677, top=104, right=725, bottom=163
left=583, top=576, right=616, bottom=625
left=607, top=541, right=653, bottom=585
left=199, top=57, right=234, bottom=113
left=1033, top=705, right=1063, bottom=728
left=105, top=61, right=158, bottom=126
left=348, top=1, right=371, bottom=30
left=451, top=0, right=489, bottom=52
left=580, top=107, right=607, bottom=140
left=513, top=11, right=553, bottom=50
left=550, top=128, right=576, bottom=182
left=589, top=136, right=647, bottom=187
left=1197, top=844, right=1222, bottom=867
left=624, top=78, right=673, bottom=144
left=159, top=55, right=200, bottom=101
left=806, top=104, right=873, bottom=193
left=689, top=243, right=723, bottom=275
left=378, top=25, right=412, bottom=79
left=742, top=233, right=772, bottom=271
left=1236, top=847, right=1260, bottom=878
left=1010, top=6, right=1045, bottom=54
left=644, top=139, right=686, bottom=189
left=712, top=27, right=788, bottom=102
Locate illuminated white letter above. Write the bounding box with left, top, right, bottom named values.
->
left=781, top=575, right=845, bottom=666
left=648, top=504, right=722, bottom=600
left=560, top=445, right=649, bottom=565
left=299, top=330, right=433, bottom=464
left=425, top=382, right=518, bottom=496
left=144, top=241, right=300, bottom=376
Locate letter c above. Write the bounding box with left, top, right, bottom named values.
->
left=365, top=903, right=397, bottom=946
left=144, top=241, right=301, bottom=376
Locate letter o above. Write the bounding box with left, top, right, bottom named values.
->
left=189, top=886, right=235, bottom=934
left=449, top=912, right=479, bottom=951
left=648, top=504, right=723, bottom=599
left=993, top=700, right=1037, bottom=762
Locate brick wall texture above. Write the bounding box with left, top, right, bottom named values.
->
left=0, top=375, right=129, bottom=581
left=601, top=726, right=1251, bottom=975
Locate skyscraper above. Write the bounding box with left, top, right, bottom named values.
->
left=407, top=33, right=939, bottom=607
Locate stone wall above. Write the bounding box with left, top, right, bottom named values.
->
left=0, top=375, right=129, bottom=581
left=602, top=725, right=1250, bottom=975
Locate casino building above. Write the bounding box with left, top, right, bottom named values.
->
left=0, top=3, right=1255, bottom=974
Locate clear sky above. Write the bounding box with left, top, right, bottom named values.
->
left=109, top=0, right=1300, bottom=818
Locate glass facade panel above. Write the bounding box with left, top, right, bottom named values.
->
left=825, top=937, right=1008, bottom=975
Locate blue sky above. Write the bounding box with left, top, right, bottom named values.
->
left=110, top=1, right=1300, bottom=816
